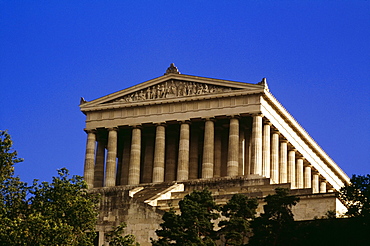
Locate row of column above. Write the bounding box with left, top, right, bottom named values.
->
left=250, top=114, right=328, bottom=193
left=84, top=117, right=241, bottom=187
left=84, top=114, right=328, bottom=193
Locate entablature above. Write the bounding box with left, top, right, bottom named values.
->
left=84, top=93, right=263, bottom=129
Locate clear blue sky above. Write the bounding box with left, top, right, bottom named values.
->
left=1, top=1, right=369, bottom=184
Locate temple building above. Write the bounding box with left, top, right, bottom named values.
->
left=80, top=64, right=349, bottom=245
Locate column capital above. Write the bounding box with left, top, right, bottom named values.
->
left=155, top=122, right=167, bottom=127
left=263, top=119, right=272, bottom=125
left=84, top=129, right=96, bottom=134
left=280, top=139, right=289, bottom=143
left=251, top=113, right=264, bottom=117
left=288, top=146, right=297, bottom=152
left=131, top=125, right=142, bottom=129
left=107, top=127, right=118, bottom=132
left=319, top=173, right=326, bottom=181
left=305, top=163, right=313, bottom=168
left=227, top=114, right=240, bottom=119
left=179, top=120, right=191, bottom=124
left=296, top=151, right=302, bottom=157
left=203, top=117, right=215, bottom=122
left=312, top=169, right=320, bottom=175
left=319, top=176, right=327, bottom=182
left=271, top=128, right=280, bottom=134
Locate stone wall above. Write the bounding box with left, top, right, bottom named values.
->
left=91, top=187, right=163, bottom=246
left=292, top=193, right=345, bottom=220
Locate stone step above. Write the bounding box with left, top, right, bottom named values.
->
left=132, top=182, right=178, bottom=203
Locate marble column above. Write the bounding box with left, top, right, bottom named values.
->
left=84, top=130, right=96, bottom=189
left=128, top=127, right=141, bottom=185
left=202, top=119, right=214, bottom=178
left=279, top=140, right=288, bottom=183
left=105, top=128, right=118, bottom=187
left=288, top=149, right=296, bottom=189
left=153, top=124, right=166, bottom=183
left=227, top=117, right=239, bottom=176
left=312, top=172, right=319, bottom=194
left=262, top=122, right=271, bottom=178
left=214, top=127, right=222, bottom=178
left=270, top=130, right=279, bottom=184
left=189, top=126, right=199, bottom=179
left=304, top=165, right=312, bottom=189
left=320, top=180, right=327, bottom=193
left=250, top=114, right=263, bottom=175
left=296, top=157, right=304, bottom=189
left=238, top=127, right=245, bottom=176
left=177, top=121, right=190, bottom=181
left=94, top=139, right=105, bottom=187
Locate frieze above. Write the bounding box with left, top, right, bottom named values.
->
left=111, top=80, right=237, bottom=103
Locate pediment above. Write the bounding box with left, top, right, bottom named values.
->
left=105, top=79, right=242, bottom=104
left=80, top=73, right=265, bottom=109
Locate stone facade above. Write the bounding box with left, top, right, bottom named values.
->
left=80, top=64, right=349, bottom=245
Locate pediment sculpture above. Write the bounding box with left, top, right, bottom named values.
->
left=111, top=80, right=238, bottom=103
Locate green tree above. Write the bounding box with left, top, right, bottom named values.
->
left=340, top=174, right=370, bottom=219
left=152, top=188, right=220, bottom=246
left=249, top=188, right=300, bottom=246
left=0, top=130, right=23, bottom=183
left=0, top=130, right=100, bottom=245
left=0, top=130, right=29, bottom=245
left=218, top=194, right=258, bottom=246
left=104, top=222, right=140, bottom=246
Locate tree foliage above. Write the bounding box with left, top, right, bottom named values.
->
left=152, top=187, right=301, bottom=246
left=340, top=174, right=370, bottom=219
left=0, top=130, right=100, bottom=245
left=152, top=188, right=220, bottom=246
left=248, top=188, right=300, bottom=246
left=218, top=194, right=258, bottom=246
left=151, top=176, right=370, bottom=246
left=0, top=130, right=23, bottom=183
left=104, top=222, right=140, bottom=246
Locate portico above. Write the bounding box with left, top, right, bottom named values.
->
left=81, top=64, right=348, bottom=193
